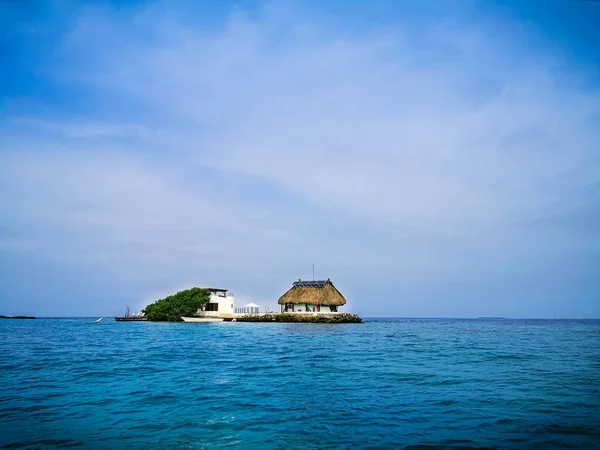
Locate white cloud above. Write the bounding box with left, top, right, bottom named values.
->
left=54, top=2, right=600, bottom=233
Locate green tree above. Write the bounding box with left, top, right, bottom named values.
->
left=142, top=287, right=211, bottom=322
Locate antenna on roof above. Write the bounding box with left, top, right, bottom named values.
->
left=313, top=264, right=315, bottom=281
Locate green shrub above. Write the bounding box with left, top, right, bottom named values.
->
left=143, top=287, right=211, bottom=322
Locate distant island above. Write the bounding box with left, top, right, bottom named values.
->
left=0, top=315, right=36, bottom=319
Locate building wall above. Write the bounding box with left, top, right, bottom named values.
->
left=215, top=292, right=235, bottom=314
left=281, top=303, right=337, bottom=313
left=195, top=292, right=234, bottom=316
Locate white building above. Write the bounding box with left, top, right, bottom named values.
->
left=194, top=288, right=235, bottom=318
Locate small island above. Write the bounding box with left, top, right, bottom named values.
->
left=134, top=279, right=362, bottom=324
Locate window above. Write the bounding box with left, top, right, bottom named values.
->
left=206, top=303, right=219, bottom=311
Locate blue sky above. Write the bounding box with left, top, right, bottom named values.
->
left=1, top=0, right=599, bottom=318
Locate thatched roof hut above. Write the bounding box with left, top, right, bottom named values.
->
left=278, top=279, right=346, bottom=306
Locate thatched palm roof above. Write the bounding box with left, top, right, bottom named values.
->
left=277, top=279, right=346, bottom=306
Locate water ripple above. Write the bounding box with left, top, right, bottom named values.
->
left=1, top=318, right=599, bottom=448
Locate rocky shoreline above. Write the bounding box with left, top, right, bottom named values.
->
left=226, top=313, right=362, bottom=323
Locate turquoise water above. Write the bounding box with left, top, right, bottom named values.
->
left=1, top=318, right=599, bottom=449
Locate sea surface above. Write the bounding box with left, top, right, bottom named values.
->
left=1, top=318, right=599, bottom=449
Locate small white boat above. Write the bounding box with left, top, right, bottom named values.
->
left=94, top=318, right=103, bottom=323
left=181, top=317, right=223, bottom=323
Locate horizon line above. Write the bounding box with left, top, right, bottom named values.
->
left=8, top=316, right=600, bottom=320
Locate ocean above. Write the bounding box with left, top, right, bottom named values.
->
left=1, top=318, right=599, bottom=449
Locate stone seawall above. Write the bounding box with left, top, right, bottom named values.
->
left=227, top=313, right=362, bottom=323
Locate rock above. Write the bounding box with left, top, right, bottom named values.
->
left=231, top=313, right=362, bottom=323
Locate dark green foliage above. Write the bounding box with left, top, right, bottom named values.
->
left=143, top=288, right=211, bottom=322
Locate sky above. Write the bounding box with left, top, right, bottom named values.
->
left=1, top=0, right=599, bottom=318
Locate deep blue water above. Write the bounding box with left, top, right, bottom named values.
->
left=1, top=318, right=599, bottom=449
